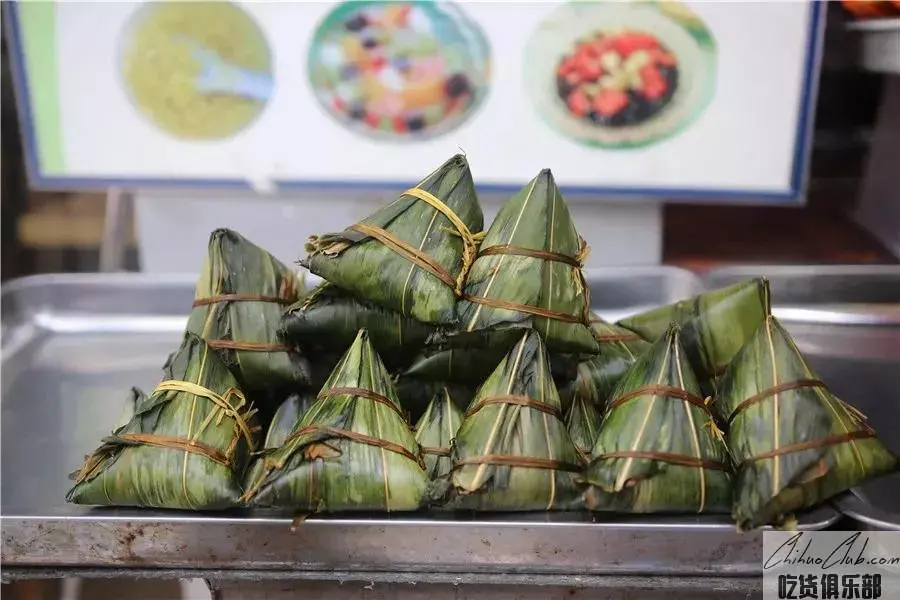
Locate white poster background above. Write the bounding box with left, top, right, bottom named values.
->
left=53, top=1, right=813, bottom=194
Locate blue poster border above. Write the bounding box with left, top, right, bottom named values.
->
left=3, top=1, right=826, bottom=203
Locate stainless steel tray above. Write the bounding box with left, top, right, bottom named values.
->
left=1, top=271, right=840, bottom=576
left=704, top=265, right=900, bottom=531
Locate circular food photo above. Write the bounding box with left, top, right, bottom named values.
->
left=308, top=2, right=491, bottom=141
left=525, top=1, right=716, bottom=149
left=119, top=1, right=273, bottom=141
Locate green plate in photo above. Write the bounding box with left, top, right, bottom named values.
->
left=118, top=1, right=273, bottom=141
left=307, top=1, right=491, bottom=142
left=525, top=0, right=716, bottom=150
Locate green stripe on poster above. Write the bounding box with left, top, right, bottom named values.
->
left=18, top=0, right=65, bottom=175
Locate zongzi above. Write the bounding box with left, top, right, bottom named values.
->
left=242, top=329, right=428, bottom=512
left=187, top=228, right=310, bottom=407
left=403, top=327, right=580, bottom=389
left=558, top=315, right=651, bottom=413
left=717, top=315, right=899, bottom=531
left=279, top=281, right=437, bottom=372
left=445, top=330, right=585, bottom=511
left=245, top=392, right=315, bottom=490
left=302, top=154, right=484, bottom=325
left=454, top=170, right=597, bottom=355
left=414, top=387, right=465, bottom=480
left=565, top=394, right=601, bottom=458
left=583, top=324, right=732, bottom=514
left=67, top=333, right=261, bottom=510
left=617, top=278, right=768, bottom=393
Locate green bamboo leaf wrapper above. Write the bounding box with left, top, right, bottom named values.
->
left=187, top=228, right=310, bottom=407
left=414, top=388, right=464, bottom=480
left=279, top=281, right=437, bottom=372
left=558, top=315, right=651, bottom=414
left=302, top=154, right=484, bottom=325
left=243, top=329, right=428, bottom=512
left=403, top=327, right=580, bottom=389
left=245, top=392, right=316, bottom=490
left=395, top=378, right=472, bottom=426
left=455, top=170, right=597, bottom=355
left=617, top=278, right=768, bottom=391
left=717, top=315, right=900, bottom=531
left=446, top=330, right=585, bottom=511
left=67, top=333, right=262, bottom=510
left=565, top=394, right=602, bottom=458
left=584, top=324, right=732, bottom=514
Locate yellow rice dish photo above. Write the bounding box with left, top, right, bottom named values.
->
left=119, top=1, right=273, bottom=141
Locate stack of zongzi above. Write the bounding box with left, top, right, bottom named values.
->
left=302, top=154, right=484, bottom=325
left=242, top=329, right=428, bottom=512
left=583, top=323, right=732, bottom=514
left=414, top=387, right=465, bottom=480
left=68, top=333, right=262, bottom=510
left=617, top=279, right=769, bottom=395
left=187, top=228, right=310, bottom=410
left=279, top=281, right=437, bottom=372
left=717, top=314, right=899, bottom=531
left=444, top=330, right=585, bottom=511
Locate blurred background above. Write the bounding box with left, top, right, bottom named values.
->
left=1, top=1, right=898, bottom=280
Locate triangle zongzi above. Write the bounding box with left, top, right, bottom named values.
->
left=716, top=315, right=899, bottom=531
left=242, top=329, right=428, bottom=512
left=414, top=387, right=465, bottom=480
left=302, top=154, right=484, bottom=325
left=565, top=394, right=602, bottom=458
left=617, top=278, right=769, bottom=393
left=446, top=330, right=585, bottom=511
left=455, top=169, right=598, bottom=355
left=279, top=281, right=437, bottom=372
left=558, top=314, right=651, bottom=413
left=187, top=228, right=310, bottom=409
left=67, top=333, right=261, bottom=510
left=583, top=324, right=732, bottom=514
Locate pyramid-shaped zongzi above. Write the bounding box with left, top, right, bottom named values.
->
left=717, top=315, right=899, bottom=531
left=279, top=281, right=437, bottom=372
left=414, top=387, right=465, bottom=480
left=447, top=330, right=585, bottom=510
left=583, top=324, right=732, bottom=514
left=565, top=394, right=602, bottom=458
left=242, top=329, right=428, bottom=512
left=302, top=154, right=484, bottom=325
left=187, top=228, right=310, bottom=410
left=559, top=314, right=650, bottom=413
left=617, top=278, right=768, bottom=393
left=67, top=333, right=262, bottom=510
left=455, top=170, right=597, bottom=355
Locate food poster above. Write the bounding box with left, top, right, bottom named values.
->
left=6, top=0, right=823, bottom=201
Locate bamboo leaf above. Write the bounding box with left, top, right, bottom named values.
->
left=243, top=329, right=428, bottom=512
left=186, top=228, right=310, bottom=414
left=584, top=324, right=732, bottom=514
left=717, top=315, right=900, bottom=530
left=558, top=314, right=651, bottom=413
left=447, top=330, right=585, bottom=510
left=302, top=155, right=484, bottom=325
left=414, top=388, right=465, bottom=480
left=279, top=281, right=438, bottom=372
left=455, top=170, right=597, bottom=354
left=617, top=279, right=769, bottom=392
left=67, top=333, right=261, bottom=510
left=565, top=394, right=602, bottom=458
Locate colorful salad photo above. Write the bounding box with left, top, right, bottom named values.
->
left=119, top=1, right=273, bottom=141
left=525, top=1, right=716, bottom=149
left=307, top=1, right=491, bottom=141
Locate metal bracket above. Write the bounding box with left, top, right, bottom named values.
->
left=99, top=188, right=135, bottom=272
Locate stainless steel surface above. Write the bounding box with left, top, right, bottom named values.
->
left=1, top=269, right=841, bottom=577
left=704, top=265, right=900, bottom=531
